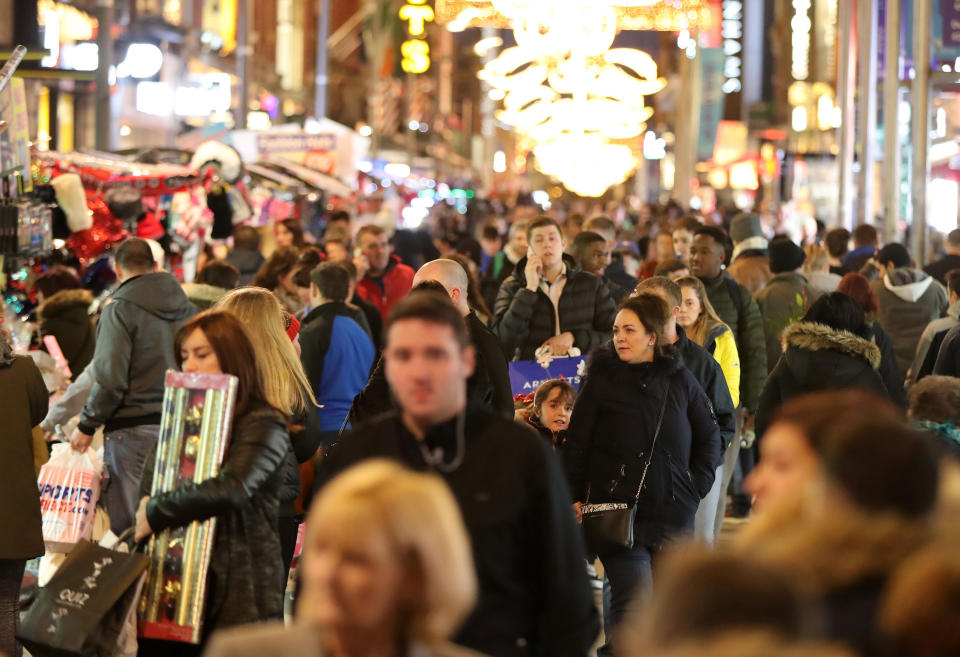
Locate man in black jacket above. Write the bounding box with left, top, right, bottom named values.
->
left=635, top=278, right=736, bottom=544
left=348, top=260, right=515, bottom=424
left=493, top=217, right=617, bottom=361
left=70, top=238, right=196, bottom=534
left=318, top=293, right=599, bottom=657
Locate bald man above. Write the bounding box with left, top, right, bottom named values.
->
left=348, top=259, right=515, bottom=426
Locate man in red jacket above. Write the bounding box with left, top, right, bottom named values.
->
left=353, top=224, right=416, bottom=321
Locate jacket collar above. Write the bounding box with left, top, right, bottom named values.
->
left=512, top=253, right=581, bottom=286
left=303, top=301, right=353, bottom=325
left=842, top=244, right=876, bottom=264
left=781, top=321, right=882, bottom=370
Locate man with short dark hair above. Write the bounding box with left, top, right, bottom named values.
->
left=493, top=217, right=617, bottom=360
left=300, top=263, right=376, bottom=446
left=690, top=226, right=766, bottom=516
left=584, top=215, right=637, bottom=291
left=226, top=225, right=265, bottom=286
left=690, top=226, right=767, bottom=413
left=572, top=231, right=626, bottom=303
left=924, top=228, right=960, bottom=285
left=907, top=269, right=960, bottom=387
left=69, top=237, right=196, bottom=534
left=353, top=224, right=416, bottom=322
left=634, top=277, right=735, bottom=544
left=319, top=292, right=599, bottom=657
left=824, top=228, right=851, bottom=275
left=871, top=243, right=949, bottom=377
left=842, top=224, right=879, bottom=274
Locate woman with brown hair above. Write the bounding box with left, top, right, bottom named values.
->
left=134, top=310, right=290, bottom=651
left=564, top=293, right=721, bottom=651
left=275, top=218, right=306, bottom=250
left=254, top=247, right=305, bottom=316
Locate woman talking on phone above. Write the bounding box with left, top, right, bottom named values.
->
left=492, top=217, right=618, bottom=361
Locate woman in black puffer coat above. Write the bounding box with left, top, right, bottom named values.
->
left=755, top=292, right=889, bottom=439
left=136, top=312, right=289, bottom=655
left=564, top=295, right=721, bottom=651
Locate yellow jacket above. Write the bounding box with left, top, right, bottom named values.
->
left=708, top=327, right=741, bottom=408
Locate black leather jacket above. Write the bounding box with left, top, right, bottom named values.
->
left=143, top=401, right=289, bottom=631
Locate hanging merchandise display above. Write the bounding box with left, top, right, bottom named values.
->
left=476, top=0, right=667, bottom=195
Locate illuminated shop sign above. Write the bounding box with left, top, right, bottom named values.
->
left=721, top=0, right=742, bottom=94
left=791, top=0, right=811, bottom=80
left=399, top=0, right=434, bottom=74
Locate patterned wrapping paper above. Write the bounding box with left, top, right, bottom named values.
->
left=138, top=371, right=237, bottom=644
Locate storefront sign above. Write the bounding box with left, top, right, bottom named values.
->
left=256, top=134, right=337, bottom=154
left=400, top=0, right=434, bottom=74
left=942, top=0, right=960, bottom=47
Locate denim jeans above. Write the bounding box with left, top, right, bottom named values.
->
left=598, top=546, right=653, bottom=656
left=0, top=559, right=26, bottom=657
left=103, top=425, right=160, bottom=535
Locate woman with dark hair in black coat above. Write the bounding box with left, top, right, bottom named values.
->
left=755, top=292, right=889, bottom=439
left=564, top=294, right=722, bottom=654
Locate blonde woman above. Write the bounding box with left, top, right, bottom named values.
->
left=203, top=460, right=486, bottom=657
left=214, top=287, right=318, bottom=572
left=803, top=244, right=842, bottom=294
left=676, top=276, right=741, bottom=408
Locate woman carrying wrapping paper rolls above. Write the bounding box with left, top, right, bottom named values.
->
left=135, top=310, right=290, bottom=655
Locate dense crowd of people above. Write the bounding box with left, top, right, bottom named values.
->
left=4, top=202, right=960, bottom=657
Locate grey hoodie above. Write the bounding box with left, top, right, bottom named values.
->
left=870, top=269, right=949, bottom=378
left=78, top=272, right=196, bottom=434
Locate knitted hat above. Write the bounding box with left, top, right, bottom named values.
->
left=769, top=238, right=806, bottom=273
left=729, top=213, right=764, bottom=243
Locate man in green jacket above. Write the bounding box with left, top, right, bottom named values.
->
left=755, top=238, right=821, bottom=373
left=691, top=226, right=768, bottom=414
left=691, top=226, right=768, bottom=516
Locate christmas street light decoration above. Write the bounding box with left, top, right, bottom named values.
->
left=476, top=0, right=666, bottom=195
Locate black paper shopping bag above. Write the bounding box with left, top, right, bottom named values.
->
left=18, top=540, right=149, bottom=657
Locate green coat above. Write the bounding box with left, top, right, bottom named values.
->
left=702, top=272, right=768, bottom=412
left=755, top=272, right=821, bottom=374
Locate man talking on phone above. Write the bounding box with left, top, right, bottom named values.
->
left=493, top=217, right=617, bottom=361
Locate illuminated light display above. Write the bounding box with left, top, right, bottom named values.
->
left=400, top=0, right=434, bottom=74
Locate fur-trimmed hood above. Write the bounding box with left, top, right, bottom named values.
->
left=782, top=321, right=882, bottom=370
left=37, top=288, right=93, bottom=319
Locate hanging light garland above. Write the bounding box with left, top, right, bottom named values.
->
left=438, top=0, right=713, bottom=32
left=476, top=0, right=667, bottom=196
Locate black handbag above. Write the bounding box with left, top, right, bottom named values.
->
left=581, top=382, right=670, bottom=556
left=18, top=530, right=150, bottom=657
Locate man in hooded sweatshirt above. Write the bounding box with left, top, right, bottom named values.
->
left=906, top=269, right=960, bottom=388
left=70, top=238, right=196, bottom=534
left=870, top=243, right=948, bottom=378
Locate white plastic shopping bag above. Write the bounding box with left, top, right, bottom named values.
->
left=37, top=443, right=103, bottom=552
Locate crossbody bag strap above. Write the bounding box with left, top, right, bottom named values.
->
left=633, top=380, right=671, bottom=503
